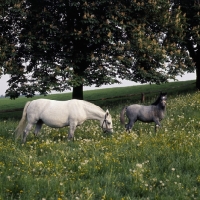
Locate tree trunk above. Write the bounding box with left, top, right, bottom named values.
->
left=187, top=42, right=200, bottom=90
left=195, top=49, right=200, bottom=90
left=196, top=65, right=200, bottom=90
left=72, top=84, right=83, bottom=100
left=71, top=60, right=87, bottom=100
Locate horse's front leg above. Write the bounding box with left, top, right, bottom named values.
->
left=154, top=119, right=161, bottom=132
left=68, top=123, right=77, bottom=141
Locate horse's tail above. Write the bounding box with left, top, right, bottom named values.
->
left=120, top=107, right=127, bottom=125
left=14, top=101, right=31, bottom=140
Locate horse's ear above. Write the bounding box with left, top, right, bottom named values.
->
left=161, top=92, right=167, bottom=96
left=106, top=109, right=109, bottom=116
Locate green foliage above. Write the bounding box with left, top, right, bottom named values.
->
left=0, top=0, right=195, bottom=98
left=172, top=0, right=200, bottom=88
left=0, top=88, right=200, bottom=199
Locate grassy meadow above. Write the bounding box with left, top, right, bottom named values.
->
left=1, top=80, right=200, bottom=199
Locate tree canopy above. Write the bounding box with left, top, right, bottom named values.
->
left=172, top=0, right=200, bottom=88
left=0, top=0, right=195, bottom=99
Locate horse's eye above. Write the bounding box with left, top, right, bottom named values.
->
left=107, top=122, right=111, bottom=125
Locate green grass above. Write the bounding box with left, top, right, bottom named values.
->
left=0, top=80, right=196, bottom=119
left=0, top=80, right=200, bottom=199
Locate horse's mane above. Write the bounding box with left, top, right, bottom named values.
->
left=151, top=96, right=161, bottom=105
left=151, top=92, right=167, bottom=105
left=82, top=100, right=105, bottom=112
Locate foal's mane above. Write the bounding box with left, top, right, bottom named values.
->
left=151, top=92, right=167, bottom=106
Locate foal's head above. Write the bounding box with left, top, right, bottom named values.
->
left=152, top=92, right=167, bottom=107
left=160, top=93, right=167, bottom=107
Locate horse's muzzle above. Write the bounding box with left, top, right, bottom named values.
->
left=103, top=128, right=113, bottom=133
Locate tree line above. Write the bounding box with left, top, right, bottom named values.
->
left=0, top=0, right=199, bottom=99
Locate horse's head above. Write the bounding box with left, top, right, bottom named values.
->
left=152, top=92, right=167, bottom=107
left=101, top=109, right=113, bottom=133
left=160, top=93, right=167, bottom=107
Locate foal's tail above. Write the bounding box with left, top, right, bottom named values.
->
left=14, top=101, right=31, bottom=140
left=120, top=107, right=127, bottom=125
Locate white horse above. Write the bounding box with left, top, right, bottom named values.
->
left=14, top=99, right=113, bottom=143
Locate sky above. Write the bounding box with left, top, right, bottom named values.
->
left=0, top=72, right=196, bottom=96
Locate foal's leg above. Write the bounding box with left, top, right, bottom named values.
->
left=34, top=120, right=43, bottom=137
left=126, top=119, right=136, bottom=133
left=154, top=119, right=161, bottom=132
left=23, top=123, right=33, bottom=143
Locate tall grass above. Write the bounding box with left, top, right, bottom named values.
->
left=0, top=83, right=200, bottom=199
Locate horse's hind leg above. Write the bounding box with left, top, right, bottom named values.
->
left=126, top=119, right=136, bottom=133
left=34, top=120, right=43, bottom=137
left=23, top=123, right=33, bottom=143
